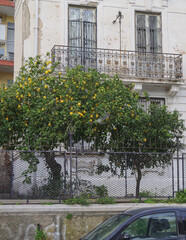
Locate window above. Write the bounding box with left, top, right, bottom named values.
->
left=136, top=12, right=161, bottom=53
left=181, top=212, right=186, bottom=233
left=117, top=212, right=177, bottom=239
left=0, top=23, right=6, bottom=40
left=68, top=6, right=97, bottom=68
left=7, top=80, right=13, bottom=86
left=69, top=6, right=96, bottom=49
left=7, top=22, right=14, bottom=61
left=0, top=23, right=6, bottom=59
left=0, top=22, right=14, bottom=60
left=135, top=12, right=162, bottom=78
left=139, top=97, right=165, bottom=112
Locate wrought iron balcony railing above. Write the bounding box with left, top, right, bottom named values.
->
left=51, top=45, right=183, bottom=81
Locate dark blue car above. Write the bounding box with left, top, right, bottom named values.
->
left=81, top=207, right=186, bottom=240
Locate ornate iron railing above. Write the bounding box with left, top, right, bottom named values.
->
left=51, top=45, right=183, bottom=80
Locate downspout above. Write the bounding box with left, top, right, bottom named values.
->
left=33, top=0, right=39, bottom=192
left=35, top=0, right=39, bottom=56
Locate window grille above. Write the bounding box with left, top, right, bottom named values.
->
left=139, top=97, right=165, bottom=112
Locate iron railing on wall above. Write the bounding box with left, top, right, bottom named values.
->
left=51, top=45, right=183, bottom=81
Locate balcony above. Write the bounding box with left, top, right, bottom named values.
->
left=0, top=0, right=14, bottom=7
left=51, top=45, right=183, bottom=86
left=0, top=0, right=14, bottom=17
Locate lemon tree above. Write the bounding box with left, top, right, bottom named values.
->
left=0, top=54, right=184, bottom=194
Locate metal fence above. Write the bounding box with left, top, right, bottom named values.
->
left=0, top=148, right=182, bottom=200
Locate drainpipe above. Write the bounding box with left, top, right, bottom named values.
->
left=35, top=0, right=39, bottom=56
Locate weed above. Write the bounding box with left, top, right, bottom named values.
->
left=143, top=198, right=158, bottom=203
left=132, top=199, right=141, bottom=203
left=66, top=213, right=73, bottom=220
left=64, top=196, right=90, bottom=206
left=34, top=224, right=46, bottom=240
left=95, top=185, right=108, bottom=198
left=139, top=190, right=153, bottom=198
left=42, top=202, right=53, bottom=205
left=97, top=197, right=116, bottom=204
left=175, top=190, right=186, bottom=203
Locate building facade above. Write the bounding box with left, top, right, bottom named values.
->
left=0, top=0, right=14, bottom=86
left=14, top=0, right=186, bottom=119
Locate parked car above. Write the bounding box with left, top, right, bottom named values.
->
left=80, top=207, right=186, bottom=240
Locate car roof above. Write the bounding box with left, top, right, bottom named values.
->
left=121, top=207, right=186, bottom=216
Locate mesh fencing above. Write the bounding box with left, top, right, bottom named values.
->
left=0, top=150, right=176, bottom=200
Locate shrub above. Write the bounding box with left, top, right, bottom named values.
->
left=95, top=185, right=108, bottom=198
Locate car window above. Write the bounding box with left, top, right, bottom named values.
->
left=81, top=214, right=130, bottom=240
left=117, top=212, right=177, bottom=240
left=181, top=211, right=186, bottom=233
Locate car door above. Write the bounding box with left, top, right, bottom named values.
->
left=114, top=211, right=182, bottom=240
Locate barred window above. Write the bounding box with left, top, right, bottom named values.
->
left=139, top=97, right=165, bottom=112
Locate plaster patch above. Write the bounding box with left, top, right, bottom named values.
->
left=22, top=0, right=31, bottom=40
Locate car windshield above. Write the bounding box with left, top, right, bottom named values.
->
left=81, top=214, right=131, bottom=240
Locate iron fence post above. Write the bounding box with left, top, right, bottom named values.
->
left=10, top=151, right=14, bottom=199
left=176, top=136, right=180, bottom=192
left=75, top=152, right=78, bottom=196
left=69, top=132, right=73, bottom=197
left=64, top=152, right=67, bottom=197
left=125, top=153, right=127, bottom=197
left=182, top=153, right=185, bottom=190
left=172, top=157, right=175, bottom=198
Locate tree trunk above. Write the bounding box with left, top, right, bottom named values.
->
left=136, top=166, right=142, bottom=198
left=44, top=152, right=62, bottom=181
